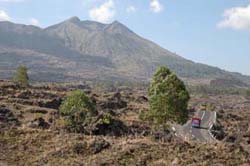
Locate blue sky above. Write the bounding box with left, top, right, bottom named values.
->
left=0, top=0, right=250, bottom=75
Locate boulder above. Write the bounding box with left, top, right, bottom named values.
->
left=136, top=96, right=148, bottom=103
left=72, top=142, right=87, bottom=155
left=226, top=113, right=243, bottom=121
left=100, top=92, right=127, bottom=110
left=90, top=138, right=110, bottom=154
left=211, top=122, right=226, bottom=140
left=153, top=130, right=174, bottom=143
left=38, top=97, right=62, bottom=109
left=129, top=121, right=151, bottom=136
left=14, top=90, right=32, bottom=99
left=27, top=117, right=50, bottom=129
left=87, top=113, right=129, bottom=136
left=28, top=109, right=48, bottom=114
left=0, top=107, right=20, bottom=127
left=224, top=134, right=237, bottom=143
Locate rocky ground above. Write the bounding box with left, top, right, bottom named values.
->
left=0, top=80, right=250, bottom=166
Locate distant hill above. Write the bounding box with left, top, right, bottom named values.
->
left=0, top=17, right=249, bottom=86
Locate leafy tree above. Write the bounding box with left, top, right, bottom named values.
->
left=13, top=65, right=29, bottom=86
left=147, top=66, right=190, bottom=125
left=59, top=90, right=97, bottom=132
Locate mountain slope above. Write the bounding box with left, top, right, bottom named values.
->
left=0, top=21, right=116, bottom=81
left=0, top=17, right=249, bottom=85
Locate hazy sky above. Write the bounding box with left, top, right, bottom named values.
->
left=0, top=0, right=250, bottom=75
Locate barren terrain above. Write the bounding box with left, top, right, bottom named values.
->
left=1, top=80, right=250, bottom=165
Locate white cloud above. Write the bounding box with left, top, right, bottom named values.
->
left=217, top=5, right=250, bottom=30
left=150, top=0, right=163, bottom=13
left=0, top=10, right=11, bottom=21
left=126, top=5, right=136, bottom=13
left=89, top=0, right=115, bottom=23
left=29, top=18, right=39, bottom=26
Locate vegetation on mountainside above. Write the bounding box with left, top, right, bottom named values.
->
left=59, top=90, right=97, bottom=132
left=13, top=65, right=29, bottom=86
left=142, top=66, right=190, bottom=125
left=1, top=19, right=250, bottom=85
left=188, top=85, right=250, bottom=96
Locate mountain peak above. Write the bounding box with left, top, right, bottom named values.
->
left=105, top=20, right=133, bottom=34
left=110, top=20, right=127, bottom=28
left=1, top=16, right=250, bottom=85
left=111, top=20, right=122, bottom=25
left=67, top=16, right=81, bottom=23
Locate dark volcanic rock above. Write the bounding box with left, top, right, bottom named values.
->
left=87, top=113, right=129, bottom=136
left=226, top=113, right=243, bottom=121
left=14, top=90, right=32, bottom=99
left=100, top=92, right=127, bottom=110
left=211, top=123, right=226, bottom=140
left=38, top=97, right=62, bottom=109
left=136, top=96, right=148, bottom=103
left=27, top=117, right=50, bottom=129
left=0, top=107, right=19, bottom=127
left=90, top=138, right=110, bottom=154
left=129, top=121, right=151, bottom=136
left=224, top=134, right=237, bottom=143
left=28, top=109, right=48, bottom=114
left=72, top=142, right=87, bottom=155
left=153, top=130, right=174, bottom=143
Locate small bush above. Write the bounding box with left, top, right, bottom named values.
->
left=34, top=113, right=44, bottom=119
left=96, top=113, right=112, bottom=125
left=59, top=90, right=97, bottom=132
left=13, top=65, right=29, bottom=87
left=139, top=109, right=152, bottom=122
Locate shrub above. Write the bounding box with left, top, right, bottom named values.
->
left=96, top=113, right=112, bottom=125
left=13, top=65, right=29, bottom=86
left=147, top=66, right=190, bottom=125
left=59, top=90, right=97, bottom=132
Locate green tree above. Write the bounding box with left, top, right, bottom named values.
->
left=13, top=65, right=29, bottom=86
left=59, top=90, right=97, bottom=132
left=147, top=66, right=190, bottom=125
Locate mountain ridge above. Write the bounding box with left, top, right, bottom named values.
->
left=0, top=17, right=249, bottom=86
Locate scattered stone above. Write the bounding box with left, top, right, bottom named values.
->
left=90, top=138, right=110, bottom=154
left=14, top=90, right=32, bottom=99
left=211, top=123, right=226, bottom=140
left=88, top=113, right=129, bottom=136
left=100, top=92, right=127, bottom=110
left=172, top=158, right=179, bottom=165
left=27, top=117, right=50, bottom=129
left=225, top=134, right=237, bottom=143
left=38, top=97, right=62, bottom=109
left=0, top=107, right=19, bottom=127
left=28, top=109, right=48, bottom=114
left=72, top=142, right=87, bottom=155
left=129, top=121, right=151, bottom=136
left=153, top=130, right=174, bottom=143
left=136, top=96, right=148, bottom=103
left=226, top=113, right=243, bottom=121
